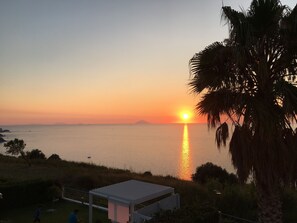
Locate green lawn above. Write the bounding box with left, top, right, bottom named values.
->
left=0, top=200, right=110, bottom=223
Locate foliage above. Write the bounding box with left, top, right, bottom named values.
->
left=189, top=0, right=297, bottom=185
left=143, top=171, right=153, bottom=176
left=48, top=153, right=62, bottom=161
left=189, top=1, right=297, bottom=222
left=4, top=138, right=31, bottom=166
left=46, top=184, right=62, bottom=200
left=72, top=174, right=100, bottom=190
left=0, top=180, right=54, bottom=209
left=4, top=138, right=26, bottom=156
left=26, top=149, right=46, bottom=160
left=192, top=162, right=238, bottom=185
left=149, top=203, right=219, bottom=223
left=217, top=184, right=258, bottom=220
left=1, top=154, right=297, bottom=222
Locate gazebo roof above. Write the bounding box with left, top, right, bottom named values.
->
left=89, top=180, right=174, bottom=205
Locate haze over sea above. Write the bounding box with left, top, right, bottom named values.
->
left=0, top=124, right=233, bottom=180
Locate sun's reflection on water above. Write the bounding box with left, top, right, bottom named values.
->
left=178, top=124, right=193, bottom=180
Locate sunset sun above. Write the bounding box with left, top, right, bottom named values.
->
left=180, top=112, right=191, bottom=123
left=183, top=113, right=189, bottom=120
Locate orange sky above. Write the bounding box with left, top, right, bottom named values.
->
left=0, top=96, right=205, bottom=124
left=3, top=1, right=294, bottom=125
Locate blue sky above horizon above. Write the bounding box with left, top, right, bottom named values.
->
left=0, top=0, right=296, bottom=125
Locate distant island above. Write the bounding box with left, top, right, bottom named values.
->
left=134, top=120, right=150, bottom=125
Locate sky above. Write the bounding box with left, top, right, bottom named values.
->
left=0, top=0, right=296, bottom=125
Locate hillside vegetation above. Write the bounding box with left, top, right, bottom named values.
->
left=1, top=155, right=297, bottom=222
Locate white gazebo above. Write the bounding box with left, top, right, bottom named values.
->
left=89, top=180, right=180, bottom=223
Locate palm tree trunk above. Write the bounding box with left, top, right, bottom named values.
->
left=257, top=184, right=283, bottom=223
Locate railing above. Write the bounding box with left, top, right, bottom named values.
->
left=62, top=187, right=108, bottom=212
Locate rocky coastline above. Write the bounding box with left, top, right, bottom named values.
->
left=0, top=128, right=10, bottom=143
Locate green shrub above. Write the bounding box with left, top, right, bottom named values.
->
left=47, top=153, right=61, bottom=161
left=26, top=149, right=46, bottom=160
left=74, top=174, right=99, bottom=190
left=143, top=171, right=153, bottom=176
left=217, top=184, right=257, bottom=221
left=46, top=185, right=62, bottom=201
left=192, top=162, right=238, bottom=185
left=149, top=202, right=219, bottom=223
left=0, top=179, right=55, bottom=209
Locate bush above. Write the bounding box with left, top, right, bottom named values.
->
left=143, top=171, right=152, bottom=176
left=46, top=185, right=62, bottom=201
left=26, top=149, right=46, bottom=160
left=48, top=154, right=62, bottom=161
left=149, top=202, right=219, bottom=223
left=217, top=184, right=257, bottom=220
left=192, top=162, right=238, bottom=185
left=72, top=174, right=100, bottom=190
left=0, top=180, right=55, bottom=209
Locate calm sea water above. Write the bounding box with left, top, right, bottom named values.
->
left=0, top=124, right=233, bottom=180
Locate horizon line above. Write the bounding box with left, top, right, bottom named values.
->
left=0, top=122, right=204, bottom=127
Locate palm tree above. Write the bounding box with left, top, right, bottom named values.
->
left=189, top=1, right=297, bottom=222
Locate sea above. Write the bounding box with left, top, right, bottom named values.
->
left=0, top=124, right=233, bottom=180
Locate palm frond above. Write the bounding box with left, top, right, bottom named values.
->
left=215, top=122, right=229, bottom=148
left=245, top=97, right=285, bottom=142
left=197, top=89, right=245, bottom=127
left=249, top=0, right=285, bottom=38
left=229, top=125, right=253, bottom=183
left=274, top=80, right=297, bottom=120
left=222, top=6, right=251, bottom=46
left=281, top=3, right=297, bottom=58
left=189, top=42, right=237, bottom=94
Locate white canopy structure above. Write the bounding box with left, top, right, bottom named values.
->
left=89, top=180, right=180, bottom=223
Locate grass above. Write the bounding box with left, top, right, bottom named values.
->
left=0, top=200, right=109, bottom=223
left=0, top=154, right=197, bottom=195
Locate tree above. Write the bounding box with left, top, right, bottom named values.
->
left=192, top=162, right=238, bottom=185
left=189, top=1, right=297, bottom=223
left=47, top=154, right=61, bottom=161
left=26, top=149, right=46, bottom=160
left=4, top=138, right=31, bottom=166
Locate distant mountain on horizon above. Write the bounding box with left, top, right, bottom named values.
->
left=134, top=120, right=150, bottom=125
